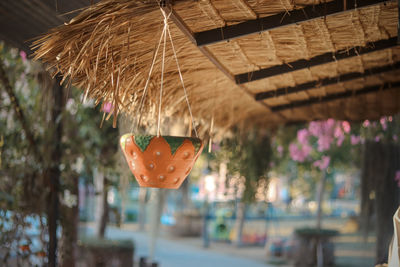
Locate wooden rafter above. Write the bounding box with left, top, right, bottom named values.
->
left=235, top=37, right=398, bottom=84
left=270, top=81, right=400, bottom=112
left=194, top=0, right=390, bottom=46
left=163, top=4, right=277, bottom=112
left=255, top=61, right=400, bottom=101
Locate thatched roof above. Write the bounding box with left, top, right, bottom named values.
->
left=25, top=0, right=400, bottom=130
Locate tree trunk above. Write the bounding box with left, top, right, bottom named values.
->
left=234, top=202, right=247, bottom=247
left=59, top=174, right=79, bottom=267
left=316, top=172, right=327, bottom=230
left=94, top=169, right=109, bottom=238
left=47, top=76, right=64, bottom=267
left=365, top=141, right=400, bottom=264
left=360, top=142, right=374, bottom=239
left=99, top=177, right=109, bottom=238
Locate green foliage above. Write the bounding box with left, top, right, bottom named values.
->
left=360, top=115, right=400, bottom=143
left=215, top=128, right=272, bottom=203
left=0, top=42, right=120, bottom=264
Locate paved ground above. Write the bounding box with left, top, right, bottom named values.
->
left=81, top=217, right=376, bottom=267
left=103, top=226, right=272, bottom=267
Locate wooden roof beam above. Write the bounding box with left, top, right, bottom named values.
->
left=236, top=37, right=398, bottom=84
left=162, top=4, right=280, bottom=113
left=255, top=61, right=400, bottom=101
left=194, top=0, right=390, bottom=46
left=163, top=5, right=235, bottom=81
left=270, top=81, right=400, bottom=112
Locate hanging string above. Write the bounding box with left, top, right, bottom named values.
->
left=135, top=6, right=198, bottom=138
left=188, top=116, right=192, bottom=136
left=166, top=20, right=198, bottom=138
left=208, top=115, right=214, bottom=153
left=157, top=10, right=169, bottom=137
left=136, top=23, right=167, bottom=132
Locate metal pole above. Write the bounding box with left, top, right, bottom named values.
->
left=149, top=188, right=165, bottom=263
left=202, top=193, right=210, bottom=248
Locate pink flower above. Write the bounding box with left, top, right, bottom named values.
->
left=317, top=135, right=333, bottom=152
left=320, top=156, right=331, bottom=170
left=297, top=129, right=309, bottom=145
left=102, top=102, right=113, bottom=113
left=277, top=145, right=283, bottom=157
left=19, top=50, right=27, bottom=62
left=334, top=126, right=344, bottom=140
left=393, top=135, right=398, bottom=142
left=363, top=120, right=370, bottom=127
left=351, top=135, right=361, bottom=145
left=374, top=136, right=380, bottom=142
left=380, top=117, right=387, bottom=131
left=289, top=141, right=312, bottom=162
left=302, top=143, right=312, bottom=157
left=336, top=134, right=345, bottom=147
left=289, top=143, right=302, bottom=162
left=325, top=119, right=335, bottom=131
left=395, top=170, right=400, bottom=187
left=313, top=156, right=330, bottom=171
left=308, top=121, right=321, bottom=137
left=269, top=162, right=275, bottom=168
left=212, top=143, right=221, bottom=152
left=342, top=121, right=351, bottom=133
left=289, top=143, right=307, bottom=162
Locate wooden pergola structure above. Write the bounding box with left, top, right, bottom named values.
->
left=0, top=0, right=399, bottom=266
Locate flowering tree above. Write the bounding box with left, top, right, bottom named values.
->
left=288, top=119, right=353, bottom=229
left=272, top=115, right=399, bottom=263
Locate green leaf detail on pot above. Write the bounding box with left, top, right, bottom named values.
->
left=134, top=135, right=154, bottom=152
left=191, top=139, right=202, bottom=154
left=162, top=136, right=182, bottom=155
left=163, top=136, right=202, bottom=155
left=132, top=135, right=202, bottom=155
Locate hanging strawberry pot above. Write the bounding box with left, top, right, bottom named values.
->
left=120, top=134, right=203, bottom=189
left=120, top=6, right=203, bottom=189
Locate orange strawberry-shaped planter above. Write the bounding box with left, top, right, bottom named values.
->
left=120, top=134, right=204, bottom=189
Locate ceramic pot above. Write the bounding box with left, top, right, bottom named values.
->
left=120, top=134, right=204, bottom=189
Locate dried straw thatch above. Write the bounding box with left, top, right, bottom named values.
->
left=33, top=0, right=400, bottom=131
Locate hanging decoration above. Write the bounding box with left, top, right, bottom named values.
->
left=120, top=135, right=202, bottom=189
left=120, top=3, right=203, bottom=189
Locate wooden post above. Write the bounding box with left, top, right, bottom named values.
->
left=360, top=141, right=400, bottom=264
left=48, top=75, right=64, bottom=267
left=371, top=141, right=400, bottom=264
